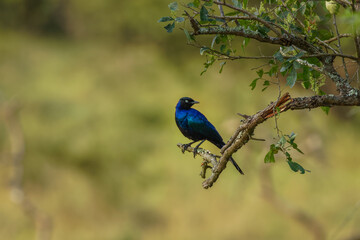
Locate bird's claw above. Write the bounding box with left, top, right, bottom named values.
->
left=193, top=146, right=199, bottom=158
left=182, top=143, right=191, bottom=154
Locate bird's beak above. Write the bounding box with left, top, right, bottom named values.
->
left=192, top=101, right=199, bottom=104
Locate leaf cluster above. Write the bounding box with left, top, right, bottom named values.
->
left=158, top=0, right=350, bottom=92
left=265, top=133, right=309, bottom=174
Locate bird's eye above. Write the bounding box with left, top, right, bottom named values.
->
left=185, top=100, right=189, bottom=103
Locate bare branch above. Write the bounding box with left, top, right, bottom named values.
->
left=194, top=25, right=285, bottom=45
left=193, top=92, right=360, bottom=189
left=323, top=33, right=352, bottom=44
left=215, top=0, right=227, bottom=27
left=333, top=14, right=350, bottom=79
left=351, top=0, right=360, bottom=72
left=177, top=143, right=219, bottom=172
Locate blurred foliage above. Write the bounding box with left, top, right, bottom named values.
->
left=0, top=0, right=182, bottom=42
left=0, top=0, right=360, bottom=240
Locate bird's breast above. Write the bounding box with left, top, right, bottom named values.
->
left=175, top=111, right=188, bottom=128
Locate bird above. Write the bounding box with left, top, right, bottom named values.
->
left=175, top=97, right=244, bottom=175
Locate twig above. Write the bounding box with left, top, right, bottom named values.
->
left=274, top=73, right=282, bottom=138
left=202, top=0, right=283, bottom=36
left=201, top=44, right=359, bottom=61
left=177, top=143, right=219, bottom=177
left=216, top=0, right=227, bottom=27
left=281, top=0, right=305, bottom=29
left=323, top=34, right=352, bottom=44
left=351, top=0, right=360, bottom=85
left=333, top=14, right=350, bottom=79
left=316, top=37, right=339, bottom=53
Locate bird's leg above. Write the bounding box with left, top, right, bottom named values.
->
left=193, top=140, right=206, bottom=158
left=182, top=141, right=197, bottom=153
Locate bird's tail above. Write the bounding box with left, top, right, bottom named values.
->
left=214, top=141, right=244, bottom=175
left=230, top=156, right=244, bottom=175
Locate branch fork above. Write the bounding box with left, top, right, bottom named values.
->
left=177, top=91, right=360, bottom=189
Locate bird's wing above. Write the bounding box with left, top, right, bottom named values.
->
left=187, top=109, right=224, bottom=144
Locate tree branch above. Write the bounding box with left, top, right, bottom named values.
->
left=322, top=33, right=352, bottom=44
left=207, top=47, right=359, bottom=61
left=194, top=25, right=285, bottom=45
left=177, top=92, right=360, bottom=189
left=203, top=0, right=283, bottom=36
left=175, top=1, right=360, bottom=189
left=333, top=14, right=350, bottom=79
left=185, top=3, right=359, bottom=94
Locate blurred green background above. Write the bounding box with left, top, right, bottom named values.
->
left=0, top=0, right=360, bottom=239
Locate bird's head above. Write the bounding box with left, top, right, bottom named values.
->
left=177, top=97, right=199, bottom=109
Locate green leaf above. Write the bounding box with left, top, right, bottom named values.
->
left=204, top=0, right=213, bottom=6
left=257, top=69, right=264, bottom=78
left=164, top=22, right=175, bottom=33
left=317, top=29, right=333, bottom=41
left=184, top=29, right=195, bottom=42
left=299, top=2, right=306, bottom=15
left=326, top=1, right=340, bottom=14
left=286, top=67, right=297, bottom=88
left=226, top=11, right=241, bottom=16
left=193, top=0, right=200, bottom=7
left=158, top=16, right=174, bottom=23
left=287, top=160, right=306, bottom=174
left=242, top=37, right=250, bottom=53
left=175, top=17, right=185, bottom=23
left=264, top=144, right=276, bottom=163
left=219, top=62, right=226, bottom=73
left=200, top=56, right=215, bottom=75
left=200, top=6, right=209, bottom=21
left=243, top=37, right=250, bottom=47
left=200, top=46, right=210, bottom=55
left=274, top=51, right=284, bottom=62
left=258, top=25, right=270, bottom=36
left=307, top=57, right=321, bottom=66
left=243, top=0, right=248, bottom=8
left=280, top=62, right=292, bottom=73
left=291, top=142, right=304, bottom=154
left=285, top=152, right=292, bottom=161
left=293, top=61, right=301, bottom=70
left=293, top=51, right=305, bottom=60
left=211, top=35, right=219, bottom=48
left=302, top=66, right=310, bottom=89
left=187, top=0, right=200, bottom=8
left=249, top=78, right=259, bottom=90
left=321, top=106, right=330, bottom=115
left=168, top=2, right=178, bottom=11
left=232, top=0, right=242, bottom=8
left=262, top=80, right=270, bottom=91
left=194, top=0, right=200, bottom=7
left=278, top=136, right=286, bottom=147
left=220, top=44, right=226, bottom=53
left=268, top=65, right=278, bottom=77
left=287, top=132, right=296, bottom=143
